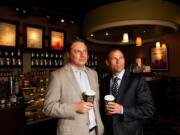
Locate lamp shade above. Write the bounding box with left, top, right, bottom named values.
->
left=122, top=33, right=129, bottom=43
left=136, top=36, right=142, bottom=46
left=156, top=42, right=161, bottom=48
left=161, top=43, right=167, bottom=49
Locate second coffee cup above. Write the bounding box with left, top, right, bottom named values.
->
left=104, top=95, right=115, bottom=105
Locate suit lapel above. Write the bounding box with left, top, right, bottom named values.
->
left=116, top=71, right=130, bottom=102
left=106, top=75, right=111, bottom=95
left=86, top=69, right=95, bottom=90
left=65, top=64, right=82, bottom=98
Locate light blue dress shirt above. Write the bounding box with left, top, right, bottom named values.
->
left=71, top=65, right=96, bottom=129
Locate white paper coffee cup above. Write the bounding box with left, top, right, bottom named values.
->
left=83, top=90, right=96, bottom=103
left=104, top=95, right=115, bottom=104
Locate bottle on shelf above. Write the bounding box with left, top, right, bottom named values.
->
left=9, top=76, right=17, bottom=106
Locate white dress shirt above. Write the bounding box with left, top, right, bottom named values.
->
left=71, top=65, right=96, bottom=129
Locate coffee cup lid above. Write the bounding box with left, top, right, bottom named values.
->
left=104, top=95, right=115, bottom=101
left=84, top=90, right=96, bottom=96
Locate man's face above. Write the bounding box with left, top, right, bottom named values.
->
left=68, top=41, right=88, bottom=68
left=106, top=50, right=125, bottom=74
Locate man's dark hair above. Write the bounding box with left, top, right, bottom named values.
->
left=106, top=48, right=124, bottom=59
left=66, top=37, right=86, bottom=52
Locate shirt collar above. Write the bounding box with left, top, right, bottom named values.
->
left=113, top=69, right=125, bottom=80
left=70, top=64, right=88, bottom=73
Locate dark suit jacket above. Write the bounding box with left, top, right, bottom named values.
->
left=100, top=70, right=155, bottom=135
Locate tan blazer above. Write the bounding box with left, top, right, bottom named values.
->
left=43, top=64, right=104, bottom=135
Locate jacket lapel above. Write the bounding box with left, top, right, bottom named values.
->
left=116, top=71, right=130, bottom=102
left=106, top=75, right=112, bottom=95
left=86, top=69, right=95, bottom=90
left=65, top=64, right=82, bottom=98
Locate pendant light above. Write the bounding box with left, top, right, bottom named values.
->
left=155, top=42, right=161, bottom=48
left=122, top=33, right=129, bottom=43
left=136, top=36, right=142, bottom=46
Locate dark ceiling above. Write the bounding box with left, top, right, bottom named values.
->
left=0, top=0, right=180, bottom=45
left=0, top=0, right=122, bottom=20
left=0, top=0, right=180, bottom=21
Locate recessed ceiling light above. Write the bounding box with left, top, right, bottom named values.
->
left=60, top=19, right=65, bottom=23
left=90, top=34, right=94, bottom=37
left=22, top=10, right=26, bottom=14
left=16, top=7, right=19, bottom=11
left=105, top=32, right=109, bottom=36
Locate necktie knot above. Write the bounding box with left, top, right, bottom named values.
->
left=113, top=77, right=119, bottom=82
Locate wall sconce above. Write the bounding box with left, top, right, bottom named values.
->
left=155, top=41, right=161, bottom=48
left=136, top=36, right=142, bottom=46
left=122, top=33, right=129, bottom=43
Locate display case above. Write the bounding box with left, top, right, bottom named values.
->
left=21, top=76, right=48, bottom=124
left=22, top=87, right=45, bottom=124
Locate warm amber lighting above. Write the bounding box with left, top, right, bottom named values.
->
left=155, top=42, right=161, bottom=48
left=122, top=33, right=129, bottom=43
left=90, top=33, right=94, bottom=37
left=27, top=27, right=42, bottom=48
left=60, top=19, right=65, bottom=23
left=161, top=43, right=167, bottom=49
left=105, top=32, right=109, bottom=36
left=51, top=31, right=64, bottom=50
left=136, top=36, right=142, bottom=46
left=0, top=22, right=16, bottom=46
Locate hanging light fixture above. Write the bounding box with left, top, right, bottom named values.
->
left=136, top=36, right=142, bottom=46
left=161, top=43, right=167, bottom=49
left=155, top=41, right=161, bottom=48
left=122, top=33, right=129, bottom=43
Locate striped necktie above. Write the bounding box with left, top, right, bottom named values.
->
left=112, top=77, right=120, bottom=96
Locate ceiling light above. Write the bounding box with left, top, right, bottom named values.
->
left=22, top=10, right=26, bottom=14
left=60, top=19, right=65, bottom=23
left=161, top=43, right=167, bottom=49
left=136, top=36, right=142, bottom=46
left=105, top=32, right=109, bottom=36
left=90, top=34, right=94, bottom=37
left=83, top=0, right=180, bottom=45
left=156, top=42, right=161, bottom=48
left=16, top=7, right=19, bottom=11
left=122, top=33, right=129, bottom=43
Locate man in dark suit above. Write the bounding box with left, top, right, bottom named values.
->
left=100, top=49, right=155, bottom=135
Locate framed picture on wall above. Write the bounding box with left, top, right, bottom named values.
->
left=49, top=28, right=65, bottom=51
left=150, top=46, right=169, bottom=71
left=25, top=24, right=44, bottom=49
left=0, top=19, right=18, bottom=47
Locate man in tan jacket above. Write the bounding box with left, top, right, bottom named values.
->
left=43, top=37, right=104, bottom=135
